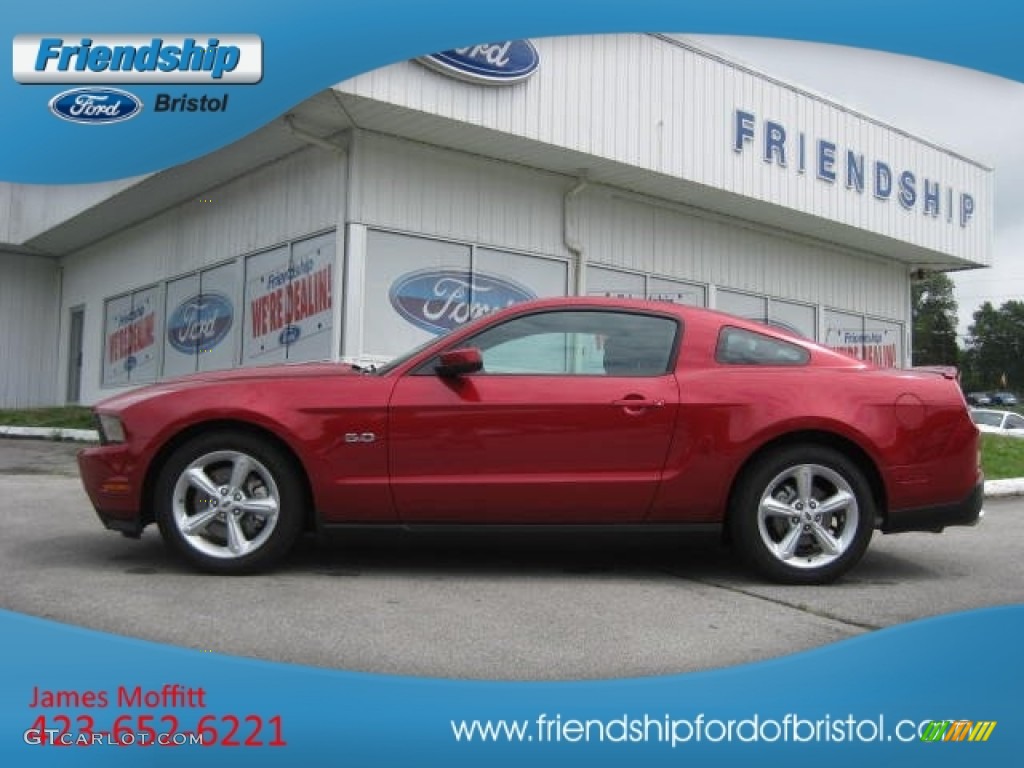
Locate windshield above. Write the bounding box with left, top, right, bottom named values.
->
left=371, top=332, right=452, bottom=376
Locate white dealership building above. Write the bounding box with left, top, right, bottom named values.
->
left=0, top=34, right=992, bottom=407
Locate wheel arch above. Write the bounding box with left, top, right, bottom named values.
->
left=723, top=430, right=888, bottom=540
left=141, top=419, right=317, bottom=532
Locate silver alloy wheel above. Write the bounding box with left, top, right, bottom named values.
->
left=170, top=450, right=281, bottom=560
left=756, top=463, right=859, bottom=570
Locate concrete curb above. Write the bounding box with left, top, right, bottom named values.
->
left=1, top=427, right=1023, bottom=497
left=0, top=426, right=99, bottom=442
left=981, top=478, right=1024, bottom=498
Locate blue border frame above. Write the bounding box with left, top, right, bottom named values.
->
left=2, top=2, right=1021, bottom=764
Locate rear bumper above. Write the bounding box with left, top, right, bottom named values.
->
left=882, top=481, right=985, bottom=533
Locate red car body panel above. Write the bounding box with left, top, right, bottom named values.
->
left=388, top=372, right=680, bottom=522
left=78, top=298, right=982, bottom=541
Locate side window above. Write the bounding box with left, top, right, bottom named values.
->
left=716, top=326, right=810, bottom=366
left=479, top=330, right=588, bottom=374
left=436, top=310, right=679, bottom=376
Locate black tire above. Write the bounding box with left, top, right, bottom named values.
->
left=154, top=430, right=305, bottom=574
left=730, top=445, right=875, bottom=584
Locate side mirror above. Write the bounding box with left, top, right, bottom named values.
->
left=435, top=347, right=483, bottom=378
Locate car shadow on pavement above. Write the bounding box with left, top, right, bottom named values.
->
left=286, top=528, right=734, bottom=580
left=61, top=528, right=953, bottom=587
left=14, top=517, right=957, bottom=588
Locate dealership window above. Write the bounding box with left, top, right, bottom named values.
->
left=99, top=230, right=337, bottom=387
left=363, top=229, right=569, bottom=359
left=242, top=231, right=336, bottom=366
left=716, top=289, right=766, bottom=322
left=587, top=266, right=706, bottom=307
left=101, top=285, right=162, bottom=387
left=716, top=290, right=817, bottom=340
left=162, top=261, right=240, bottom=377
left=649, top=277, right=706, bottom=306
left=769, top=299, right=816, bottom=340
left=824, top=310, right=903, bottom=368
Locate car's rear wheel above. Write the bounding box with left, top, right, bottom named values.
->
left=731, top=445, right=875, bottom=584
left=154, top=431, right=304, bottom=574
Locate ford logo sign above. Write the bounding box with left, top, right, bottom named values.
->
left=167, top=292, right=233, bottom=354
left=418, top=41, right=539, bottom=85
left=279, top=325, right=302, bottom=346
left=389, top=269, right=536, bottom=335
left=48, top=87, right=143, bottom=125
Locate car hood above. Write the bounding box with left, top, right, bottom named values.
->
left=93, top=361, right=362, bottom=411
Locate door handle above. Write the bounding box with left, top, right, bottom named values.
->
left=612, top=397, right=665, bottom=409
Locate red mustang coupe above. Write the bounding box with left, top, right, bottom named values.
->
left=78, top=298, right=983, bottom=583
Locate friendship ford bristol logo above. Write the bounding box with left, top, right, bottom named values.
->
left=389, top=269, right=536, bottom=335
left=48, top=87, right=142, bottom=124
left=167, top=292, right=233, bottom=354
left=418, top=40, right=539, bottom=84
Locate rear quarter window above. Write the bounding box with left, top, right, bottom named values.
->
left=716, top=326, right=810, bottom=366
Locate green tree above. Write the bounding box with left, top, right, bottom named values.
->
left=965, top=300, right=1024, bottom=390
left=911, top=272, right=959, bottom=366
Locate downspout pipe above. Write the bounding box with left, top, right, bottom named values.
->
left=563, top=175, right=589, bottom=296
left=282, top=114, right=350, bottom=362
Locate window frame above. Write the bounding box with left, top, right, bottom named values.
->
left=715, top=325, right=811, bottom=367
left=412, top=308, right=682, bottom=378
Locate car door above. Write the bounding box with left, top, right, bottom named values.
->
left=387, top=308, right=681, bottom=523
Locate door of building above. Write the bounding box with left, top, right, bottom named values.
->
left=66, top=307, right=84, bottom=404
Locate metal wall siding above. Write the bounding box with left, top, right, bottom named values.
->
left=0, top=253, right=59, bottom=407
left=66, top=147, right=342, bottom=288
left=340, top=34, right=991, bottom=266
left=355, top=128, right=908, bottom=323
left=59, top=147, right=345, bottom=405
left=579, top=191, right=906, bottom=320
left=2, top=178, right=143, bottom=247
left=356, top=134, right=570, bottom=258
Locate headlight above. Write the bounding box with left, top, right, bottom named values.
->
left=96, top=412, right=126, bottom=444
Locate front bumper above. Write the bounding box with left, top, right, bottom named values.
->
left=77, top=444, right=147, bottom=536
left=882, top=481, right=985, bottom=534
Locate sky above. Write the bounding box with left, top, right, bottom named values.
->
left=685, top=35, right=1024, bottom=342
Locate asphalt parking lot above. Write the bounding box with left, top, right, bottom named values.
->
left=2, top=437, right=1022, bottom=681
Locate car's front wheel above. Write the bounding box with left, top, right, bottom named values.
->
left=154, top=431, right=305, bottom=574
left=731, top=445, right=875, bottom=584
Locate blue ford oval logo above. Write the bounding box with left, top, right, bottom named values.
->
left=279, top=325, right=302, bottom=346
left=389, top=269, right=536, bottom=335
left=418, top=41, right=539, bottom=84
left=167, top=293, right=233, bottom=354
left=49, top=88, right=143, bottom=125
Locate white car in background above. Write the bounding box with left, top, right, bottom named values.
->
left=970, top=408, right=1024, bottom=437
